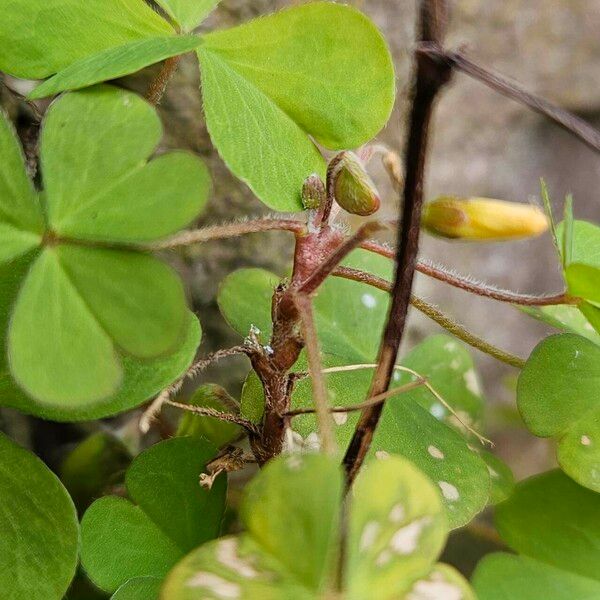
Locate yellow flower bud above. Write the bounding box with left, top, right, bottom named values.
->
left=331, top=151, right=380, bottom=216
left=422, top=196, right=549, bottom=241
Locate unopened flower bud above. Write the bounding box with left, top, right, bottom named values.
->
left=301, top=173, right=326, bottom=210
left=422, top=196, right=549, bottom=241
left=330, top=151, right=380, bottom=216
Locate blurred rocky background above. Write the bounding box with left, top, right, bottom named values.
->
left=2, top=0, right=600, bottom=480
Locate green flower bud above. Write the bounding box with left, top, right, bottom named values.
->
left=330, top=151, right=380, bottom=216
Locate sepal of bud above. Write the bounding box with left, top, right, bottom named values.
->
left=301, top=173, right=326, bottom=210
left=330, top=151, right=381, bottom=216
left=422, top=196, right=549, bottom=241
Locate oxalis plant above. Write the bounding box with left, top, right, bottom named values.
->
left=1, top=0, right=600, bottom=598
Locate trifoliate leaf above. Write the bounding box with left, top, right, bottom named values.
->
left=198, top=2, right=395, bottom=210
left=0, top=86, right=207, bottom=410
left=81, top=437, right=226, bottom=593
left=0, top=0, right=174, bottom=79
left=518, top=333, right=600, bottom=492
left=0, top=432, right=79, bottom=600
left=41, top=86, right=209, bottom=242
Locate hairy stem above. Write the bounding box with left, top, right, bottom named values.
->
left=148, top=218, right=306, bottom=250
left=166, top=399, right=259, bottom=434
left=333, top=266, right=525, bottom=369
left=343, top=0, right=452, bottom=485
left=145, top=56, right=181, bottom=106
left=361, top=240, right=573, bottom=306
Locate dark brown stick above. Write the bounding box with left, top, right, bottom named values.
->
left=420, top=47, right=600, bottom=154
left=343, top=0, right=451, bottom=484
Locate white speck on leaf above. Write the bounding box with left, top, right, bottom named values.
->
left=389, top=517, right=432, bottom=555
left=430, top=403, right=445, bottom=419
left=375, top=549, right=392, bottom=567
left=333, top=411, right=348, bottom=426
left=450, top=359, right=460, bottom=370
left=186, top=572, right=241, bottom=598
left=463, top=369, right=481, bottom=396
left=360, top=521, right=381, bottom=551
left=444, top=342, right=457, bottom=352
left=375, top=450, right=390, bottom=460
left=361, top=293, right=377, bottom=308
left=581, top=435, right=592, bottom=446
left=428, top=445, right=444, bottom=460
left=216, top=539, right=257, bottom=578
left=407, top=578, right=463, bottom=600
left=389, top=503, right=405, bottom=523
left=438, top=481, right=460, bottom=501
left=305, top=432, right=321, bottom=451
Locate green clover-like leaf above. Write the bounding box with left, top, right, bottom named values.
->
left=473, top=470, right=600, bottom=599
left=518, top=333, right=600, bottom=492
left=0, top=0, right=174, bottom=79
left=81, top=437, right=226, bottom=594
left=0, top=432, right=79, bottom=600
left=162, top=453, right=475, bottom=599
left=4, top=2, right=394, bottom=212
left=198, top=2, right=395, bottom=211
left=0, top=86, right=208, bottom=409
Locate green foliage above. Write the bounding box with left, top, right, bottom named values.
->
left=60, top=431, right=131, bottom=512
left=521, top=304, right=600, bottom=344
left=198, top=2, right=394, bottom=210
left=30, top=36, right=204, bottom=100
left=219, top=252, right=493, bottom=527
left=0, top=0, right=174, bottom=79
left=158, top=0, right=221, bottom=32
left=518, top=334, right=600, bottom=492
left=0, top=86, right=208, bottom=411
left=81, top=437, right=226, bottom=593
left=162, top=453, right=475, bottom=599
left=0, top=432, right=79, bottom=600
left=473, top=470, right=600, bottom=599
left=111, top=577, right=162, bottom=600
left=176, top=384, right=242, bottom=447
left=2, top=1, right=394, bottom=212
left=558, top=219, right=600, bottom=334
